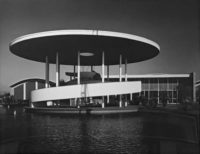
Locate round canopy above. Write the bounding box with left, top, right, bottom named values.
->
left=10, top=30, right=160, bottom=66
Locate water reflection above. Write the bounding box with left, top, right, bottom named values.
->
left=0, top=107, right=198, bottom=153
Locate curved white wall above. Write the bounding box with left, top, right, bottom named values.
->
left=31, top=81, right=141, bottom=102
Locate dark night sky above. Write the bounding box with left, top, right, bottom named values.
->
left=0, top=0, right=199, bottom=94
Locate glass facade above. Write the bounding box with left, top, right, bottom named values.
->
left=127, top=74, right=194, bottom=104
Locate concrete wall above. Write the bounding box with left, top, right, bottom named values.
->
left=31, top=81, right=142, bottom=102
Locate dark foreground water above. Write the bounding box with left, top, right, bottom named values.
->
left=0, top=106, right=198, bottom=154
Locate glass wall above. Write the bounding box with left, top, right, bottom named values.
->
left=141, top=78, right=179, bottom=104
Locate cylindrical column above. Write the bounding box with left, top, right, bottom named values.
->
left=77, top=51, right=80, bottom=85
left=91, top=65, right=93, bottom=71
left=102, top=51, right=105, bottom=83
left=23, top=82, right=26, bottom=100
left=125, top=58, right=127, bottom=82
left=102, top=51, right=105, bottom=108
left=119, top=54, right=122, bottom=107
left=107, top=95, right=109, bottom=103
left=125, top=58, right=128, bottom=107
left=56, top=52, right=60, bottom=87
left=45, top=56, right=49, bottom=88
left=35, top=81, right=38, bottom=90
left=119, top=54, right=122, bottom=82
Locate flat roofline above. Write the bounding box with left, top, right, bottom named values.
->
left=109, top=74, right=190, bottom=78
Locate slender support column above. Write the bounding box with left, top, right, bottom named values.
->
left=91, top=65, right=93, bottom=71
left=23, top=82, right=26, bottom=100
left=107, top=95, right=109, bottom=103
left=56, top=52, right=60, bottom=87
left=125, top=58, right=127, bottom=82
left=130, top=93, right=132, bottom=101
left=119, top=54, right=122, bottom=107
left=119, top=54, right=122, bottom=82
left=73, top=65, right=76, bottom=79
left=102, top=51, right=105, bottom=108
left=77, top=51, right=80, bottom=85
left=102, top=51, right=105, bottom=83
left=125, top=58, right=128, bottom=107
left=45, top=56, right=49, bottom=88
left=35, top=81, right=38, bottom=90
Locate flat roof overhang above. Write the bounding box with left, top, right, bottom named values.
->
left=10, top=30, right=160, bottom=66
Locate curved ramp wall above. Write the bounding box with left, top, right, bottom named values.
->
left=31, top=81, right=141, bottom=102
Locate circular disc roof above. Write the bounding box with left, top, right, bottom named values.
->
left=10, top=30, right=160, bottom=66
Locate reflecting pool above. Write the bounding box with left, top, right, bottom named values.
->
left=0, top=106, right=198, bottom=153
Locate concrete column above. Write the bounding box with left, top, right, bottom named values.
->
left=119, top=54, right=122, bottom=107
left=56, top=52, right=60, bottom=87
left=119, top=54, right=122, bottom=82
left=130, top=93, right=132, bottom=101
left=77, top=51, right=80, bottom=85
left=102, top=51, right=105, bottom=83
left=107, top=95, right=109, bottom=104
left=91, top=65, right=93, bottom=71
left=125, top=58, right=127, bottom=82
left=102, top=51, right=105, bottom=108
left=23, top=82, right=26, bottom=100
left=45, top=56, right=49, bottom=88
left=35, top=81, right=38, bottom=90
left=125, top=58, right=128, bottom=107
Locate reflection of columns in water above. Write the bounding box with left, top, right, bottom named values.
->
left=79, top=117, right=89, bottom=153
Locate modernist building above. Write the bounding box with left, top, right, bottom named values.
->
left=10, top=78, right=55, bottom=103
left=10, top=29, right=161, bottom=109
left=9, top=30, right=198, bottom=111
